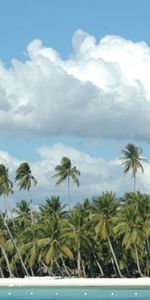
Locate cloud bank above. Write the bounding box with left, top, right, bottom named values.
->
left=0, top=30, right=150, bottom=141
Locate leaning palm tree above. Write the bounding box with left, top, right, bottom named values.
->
left=120, top=144, right=148, bottom=192
left=15, top=162, right=37, bottom=223
left=0, top=211, right=29, bottom=276
left=0, top=164, right=13, bottom=217
left=0, top=219, right=14, bottom=277
left=53, top=157, right=80, bottom=209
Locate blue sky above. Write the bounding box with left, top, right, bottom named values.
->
left=0, top=0, right=150, bottom=207
left=0, top=0, right=149, bottom=159
left=1, top=0, right=150, bottom=62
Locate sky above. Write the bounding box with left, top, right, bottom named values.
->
left=0, top=0, right=150, bottom=209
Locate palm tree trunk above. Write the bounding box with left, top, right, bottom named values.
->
left=146, top=238, right=150, bottom=257
left=60, top=256, right=71, bottom=277
left=30, top=267, right=35, bottom=276
left=145, top=239, right=150, bottom=276
left=67, top=176, right=71, bottom=210
left=28, top=190, right=34, bottom=224
left=88, top=259, right=94, bottom=277
left=133, top=172, right=136, bottom=193
left=0, top=245, right=14, bottom=277
left=126, top=265, right=131, bottom=277
left=41, top=261, right=48, bottom=275
left=107, top=236, right=124, bottom=278
left=29, top=199, right=34, bottom=224
left=94, top=255, right=104, bottom=277
left=0, top=266, right=4, bottom=278
left=48, top=264, right=53, bottom=276
left=81, top=259, right=86, bottom=277
left=0, top=212, right=29, bottom=276
left=146, top=254, right=149, bottom=277
left=93, top=252, right=104, bottom=276
left=111, top=257, right=118, bottom=276
left=3, top=195, right=8, bottom=219
left=134, top=244, right=143, bottom=277
left=77, top=245, right=81, bottom=277
left=54, top=259, right=64, bottom=276
left=4, top=195, right=14, bottom=225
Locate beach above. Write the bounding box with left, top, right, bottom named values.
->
left=0, top=278, right=149, bottom=287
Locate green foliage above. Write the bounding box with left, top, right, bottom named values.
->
left=0, top=164, right=13, bottom=198
left=120, top=143, right=148, bottom=191
left=39, top=196, right=67, bottom=218
left=54, top=157, right=80, bottom=187
left=0, top=151, right=149, bottom=278
left=0, top=191, right=150, bottom=278
left=15, top=162, right=37, bottom=191
left=53, top=156, right=80, bottom=209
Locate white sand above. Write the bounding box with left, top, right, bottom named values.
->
left=0, top=277, right=150, bottom=287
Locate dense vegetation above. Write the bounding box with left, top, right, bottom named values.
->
left=0, top=144, right=149, bottom=278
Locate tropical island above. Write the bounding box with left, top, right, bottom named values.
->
left=0, top=143, right=149, bottom=279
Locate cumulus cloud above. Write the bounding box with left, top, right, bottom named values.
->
left=0, top=30, right=150, bottom=140
left=0, top=143, right=149, bottom=208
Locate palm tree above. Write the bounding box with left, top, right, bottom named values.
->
left=39, top=196, right=67, bottom=219
left=122, top=192, right=150, bottom=275
left=15, top=162, right=37, bottom=223
left=39, top=216, right=73, bottom=277
left=120, top=143, right=148, bottom=192
left=15, top=162, right=37, bottom=191
left=0, top=164, right=13, bottom=217
left=0, top=216, right=14, bottom=277
left=14, top=223, right=44, bottom=276
left=0, top=211, right=29, bottom=276
left=53, top=157, right=80, bottom=209
left=13, top=200, right=31, bottom=217
left=75, top=198, right=91, bottom=219
left=91, top=192, right=124, bottom=278
left=63, top=208, right=93, bottom=277
left=13, top=200, right=33, bottom=226
left=114, top=204, right=144, bottom=277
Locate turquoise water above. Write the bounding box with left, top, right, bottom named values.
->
left=0, top=287, right=149, bottom=300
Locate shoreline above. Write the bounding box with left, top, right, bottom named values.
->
left=0, top=278, right=149, bottom=287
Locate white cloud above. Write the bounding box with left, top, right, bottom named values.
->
left=0, top=151, right=19, bottom=172
left=0, top=30, right=150, bottom=141
left=0, top=144, right=149, bottom=209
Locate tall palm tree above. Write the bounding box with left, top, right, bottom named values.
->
left=15, top=162, right=37, bottom=223
left=120, top=144, right=148, bottom=192
left=0, top=164, right=13, bottom=217
left=53, top=157, right=80, bottom=209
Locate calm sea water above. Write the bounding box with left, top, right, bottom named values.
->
left=0, top=287, right=149, bottom=300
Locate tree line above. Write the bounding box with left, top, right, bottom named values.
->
left=0, top=143, right=149, bottom=278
